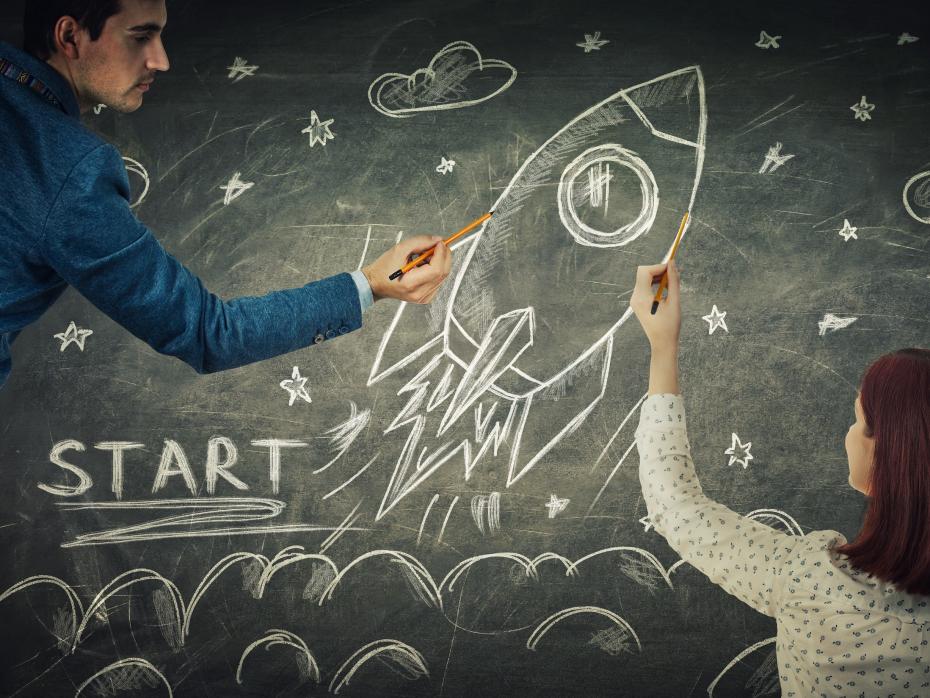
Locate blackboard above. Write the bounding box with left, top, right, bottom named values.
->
left=2, top=0, right=929, bottom=695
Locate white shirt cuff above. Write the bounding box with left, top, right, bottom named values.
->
left=349, top=270, right=374, bottom=313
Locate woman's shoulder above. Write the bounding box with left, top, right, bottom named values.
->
left=780, top=529, right=930, bottom=625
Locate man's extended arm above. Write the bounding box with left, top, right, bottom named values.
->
left=41, top=143, right=363, bottom=373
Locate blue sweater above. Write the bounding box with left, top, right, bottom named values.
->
left=0, top=42, right=370, bottom=390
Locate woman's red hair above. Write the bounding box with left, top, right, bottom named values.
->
left=836, top=348, right=930, bottom=596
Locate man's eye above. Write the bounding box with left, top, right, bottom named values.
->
left=135, top=35, right=151, bottom=43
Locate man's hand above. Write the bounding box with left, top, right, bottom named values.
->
left=362, top=235, right=452, bottom=304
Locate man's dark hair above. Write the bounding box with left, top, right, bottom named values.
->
left=23, top=1, right=122, bottom=61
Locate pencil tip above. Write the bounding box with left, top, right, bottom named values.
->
left=389, top=270, right=402, bottom=281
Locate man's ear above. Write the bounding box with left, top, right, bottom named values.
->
left=53, top=16, right=83, bottom=60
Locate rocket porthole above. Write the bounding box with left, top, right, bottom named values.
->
left=557, top=144, right=659, bottom=248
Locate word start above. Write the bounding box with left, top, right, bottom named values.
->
left=39, top=438, right=313, bottom=499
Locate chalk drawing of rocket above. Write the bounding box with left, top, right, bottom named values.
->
left=368, top=66, right=706, bottom=520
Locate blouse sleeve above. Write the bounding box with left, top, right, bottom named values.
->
left=634, top=393, right=801, bottom=617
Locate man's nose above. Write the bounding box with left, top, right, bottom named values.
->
left=146, top=36, right=170, bottom=72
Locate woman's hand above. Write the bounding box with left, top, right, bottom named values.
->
left=630, top=260, right=681, bottom=394
left=630, top=261, right=681, bottom=352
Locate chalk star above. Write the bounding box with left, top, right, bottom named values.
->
left=436, top=156, right=456, bottom=175
left=53, top=321, right=94, bottom=352
left=93, top=104, right=106, bottom=115
left=576, top=32, right=609, bottom=53
left=897, top=32, right=919, bottom=45
left=226, top=56, right=259, bottom=83
left=837, top=218, right=858, bottom=241
left=759, top=142, right=795, bottom=174
left=818, top=313, right=857, bottom=336
left=850, top=95, right=875, bottom=121
left=219, top=171, right=254, bottom=205
left=301, top=110, right=335, bottom=148
left=724, top=432, right=754, bottom=469
left=545, top=494, right=570, bottom=519
left=755, top=31, right=781, bottom=49
left=702, top=304, right=729, bottom=335
left=638, top=515, right=654, bottom=533
left=280, top=366, right=312, bottom=406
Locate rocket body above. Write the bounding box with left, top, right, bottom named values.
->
left=368, top=67, right=707, bottom=518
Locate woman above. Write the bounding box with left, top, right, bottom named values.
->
left=630, top=261, right=929, bottom=698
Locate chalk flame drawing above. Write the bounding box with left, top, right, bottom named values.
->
left=897, top=32, right=919, bottom=45
left=75, top=657, right=173, bottom=697
left=368, top=66, right=706, bottom=520
left=236, top=629, right=320, bottom=685
left=318, top=499, right=364, bottom=554
left=526, top=606, right=642, bottom=652
left=322, top=454, right=378, bottom=500
left=314, top=401, right=371, bottom=474
left=470, top=491, right=501, bottom=534
left=368, top=41, right=517, bottom=118
left=53, top=321, right=93, bottom=352
left=817, top=313, right=857, bottom=336
left=903, top=171, right=930, bottom=224
left=122, top=156, right=150, bottom=208
left=330, top=639, right=429, bottom=694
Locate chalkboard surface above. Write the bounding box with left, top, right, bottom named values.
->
left=2, top=1, right=929, bottom=695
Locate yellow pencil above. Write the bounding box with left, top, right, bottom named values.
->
left=389, top=211, right=493, bottom=281
left=650, top=211, right=689, bottom=314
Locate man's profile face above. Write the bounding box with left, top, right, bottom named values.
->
left=73, top=0, right=169, bottom=113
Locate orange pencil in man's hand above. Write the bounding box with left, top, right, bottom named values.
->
left=650, top=211, right=690, bottom=314
left=389, top=212, right=493, bottom=281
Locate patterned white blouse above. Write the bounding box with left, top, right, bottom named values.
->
left=635, top=394, right=930, bottom=698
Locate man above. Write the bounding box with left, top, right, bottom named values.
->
left=0, top=0, right=451, bottom=390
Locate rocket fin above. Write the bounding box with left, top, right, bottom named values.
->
left=438, top=307, right=534, bottom=436
left=369, top=235, right=478, bottom=386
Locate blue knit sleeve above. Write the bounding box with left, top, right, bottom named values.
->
left=39, top=144, right=362, bottom=373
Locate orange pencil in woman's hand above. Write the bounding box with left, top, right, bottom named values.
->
left=389, top=211, right=493, bottom=281
left=650, top=211, right=690, bottom=314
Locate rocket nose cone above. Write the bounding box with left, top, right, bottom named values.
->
left=622, top=65, right=706, bottom=148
